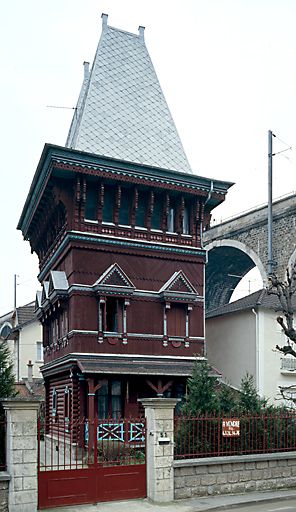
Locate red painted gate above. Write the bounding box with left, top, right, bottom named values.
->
left=38, top=417, right=146, bottom=509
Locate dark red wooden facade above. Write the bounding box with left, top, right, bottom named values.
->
left=18, top=145, right=231, bottom=425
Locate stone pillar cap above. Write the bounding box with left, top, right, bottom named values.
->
left=1, top=397, right=43, bottom=411
left=139, top=397, right=180, bottom=409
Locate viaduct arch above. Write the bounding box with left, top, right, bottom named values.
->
left=203, top=192, right=296, bottom=311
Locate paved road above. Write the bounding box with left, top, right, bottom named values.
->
left=224, top=499, right=296, bottom=511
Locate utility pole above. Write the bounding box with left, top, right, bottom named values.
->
left=267, top=130, right=274, bottom=275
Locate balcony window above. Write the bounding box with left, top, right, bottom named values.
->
left=182, top=206, right=190, bottom=235
left=151, top=194, right=162, bottom=230
left=103, top=186, right=116, bottom=223
left=85, top=182, right=98, bottom=221
left=119, top=188, right=132, bottom=225
left=135, top=191, right=148, bottom=228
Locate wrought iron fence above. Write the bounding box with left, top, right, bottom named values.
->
left=0, top=417, right=6, bottom=471
left=174, top=411, right=296, bottom=459
left=38, top=416, right=146, bottom=471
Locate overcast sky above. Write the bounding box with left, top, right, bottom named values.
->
left=1, top=0, right=296, bottom=314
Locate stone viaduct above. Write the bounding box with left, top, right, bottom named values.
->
left=203, top=192, right=296, bottom=311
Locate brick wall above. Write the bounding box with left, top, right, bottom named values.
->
left=174, top=452, right=296, bottom=499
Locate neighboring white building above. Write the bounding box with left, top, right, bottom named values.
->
left=0, top=302, right=43, bottom=380
left=206, top=289, right=296, bottom=406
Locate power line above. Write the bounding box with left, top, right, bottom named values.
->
left=273, top=132, right=293, bottom=149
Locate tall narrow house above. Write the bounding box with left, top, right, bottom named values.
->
left=18, top=15, right=232, bottom=422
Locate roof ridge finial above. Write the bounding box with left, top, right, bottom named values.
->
left=138, top=25, right=145, bottom=41
left=101, top=13, right=108, bottom=29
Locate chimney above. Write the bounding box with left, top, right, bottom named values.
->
left=101, top=13, right=108, bottom=29
left=27, top=360, right=33, bottom=383
left=83, top=61, right=90, bottom=80
left=138, top=26, right=145, bottom=41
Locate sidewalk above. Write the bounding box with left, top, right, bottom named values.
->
left=45, top=489, right=296, bottom=511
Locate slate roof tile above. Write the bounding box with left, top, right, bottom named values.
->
left=66, top=20, right=192, bottom=173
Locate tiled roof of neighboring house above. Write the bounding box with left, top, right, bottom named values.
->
left=206, top=288, right=296, bottom=319
left=15, top=301, right=36, bottom=327
left=0, top=301, right=37, bottom=339
left=15, top=379, right=45, bottom=399
left=66, top=15, right=192, bottom=174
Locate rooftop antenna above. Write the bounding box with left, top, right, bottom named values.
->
left=46, top=105, right=76, bottom=110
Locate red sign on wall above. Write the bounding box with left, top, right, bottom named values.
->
left=222, top=418, right=240, bottom=437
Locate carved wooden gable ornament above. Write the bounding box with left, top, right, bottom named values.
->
left=94, top=263, right=135, bottom=296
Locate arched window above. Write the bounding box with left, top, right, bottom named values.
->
left=0, top=322, right=12, bottom=339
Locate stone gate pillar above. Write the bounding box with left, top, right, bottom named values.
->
left=140, top=398, right=179, bottom=503
left=2, top=398, right=41, bottom=512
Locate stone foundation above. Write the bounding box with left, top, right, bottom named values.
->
left=174, top=452, right=296, bottom=499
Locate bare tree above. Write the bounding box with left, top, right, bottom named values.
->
left=268, top=260, right=296, bottom=357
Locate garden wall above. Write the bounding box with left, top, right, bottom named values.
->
left=174, top=452, right=296, bottom=499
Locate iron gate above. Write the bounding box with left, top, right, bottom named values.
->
left=38, top=416, right=146, bottom=509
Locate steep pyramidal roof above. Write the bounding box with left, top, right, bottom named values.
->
left=66, top=14, right=192, bottom=173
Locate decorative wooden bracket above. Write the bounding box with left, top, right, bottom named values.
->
left=146, top=379, right=173, bottom=397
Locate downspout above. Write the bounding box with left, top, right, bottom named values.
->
left=203, top=263, right=207, bottom=358
left=202, top=180, right=214, bottom=242
left=252, top=308, right=260, bottom=395
left=203, top=181, right=213, bottom=357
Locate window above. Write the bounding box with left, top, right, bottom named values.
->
left=64, top=386, right=71, bottom=420
left=50, top=318, right=58, bottom=343
left=167, top=198, right=176, bottom=232
left=151, top=193, right=163, bottom=230
left=103, top=186, right=116, bottom=223
left=135, top=191, right=148, bottom=227
left=52, top=388, right=57, bottom=416
left=0, top=322, right=12, bottom=339
left=36, top=341, right=43, bottom=361
left=167, top=304, right=186, bottom=337
left=85, top=182, right=98, bottom=220
left=119, top=188, right=132, bottom=225
left=98, top=379, right=122, bottom=419
left=167, top=207, right=175, bottom=232
left=104, top=298, right=123, bottom=333
left=183, top=205, right=190, bottom=234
